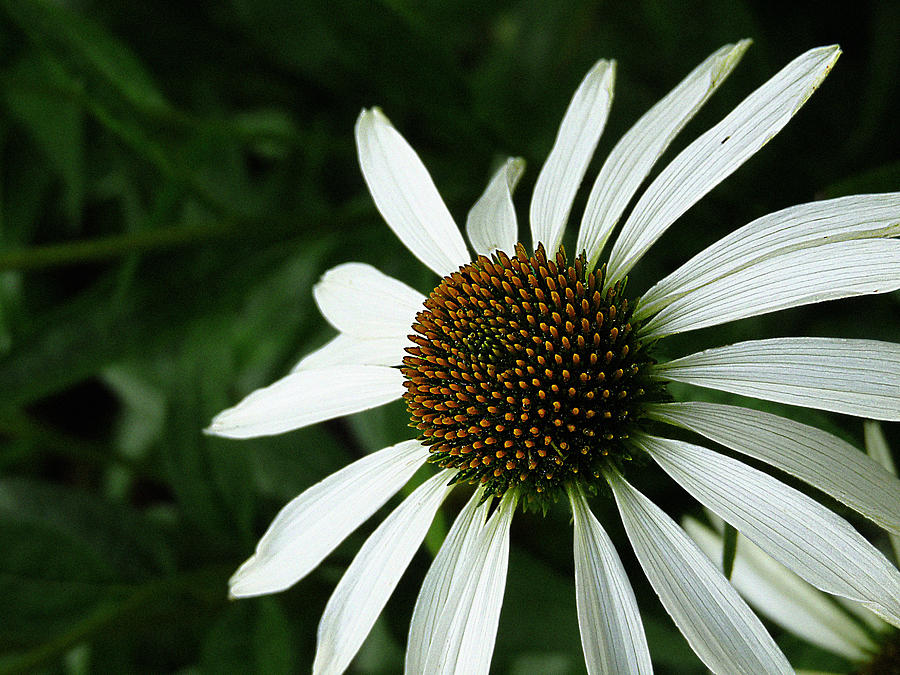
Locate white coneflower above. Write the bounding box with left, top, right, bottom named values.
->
left=686, top=421, right=899, bottom=675
left=208, top=40, right=900, bottom=675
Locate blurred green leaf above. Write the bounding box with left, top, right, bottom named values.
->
left=2, top=0, right=171, bottom=115
left=0, top=479, right=171, bottom=649
left=200, top=599, right=295, bottom=674
left=1, top=56, right=85, bottom=224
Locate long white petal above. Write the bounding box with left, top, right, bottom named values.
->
left=607, top=470, right=792, bottom=674
left=424, top=492, right=516, bottom=675
left=638, top=193, right=900, bottom=318
left=206, top=365, right=405, bottom=439
left=313, top=262, right=424, bottom=338
left=638, top=434, right=900, bottom=627
left=313, top=470, right=455, bottom=675
left=355, top=108, right=470, bottom=276
left=530, top=59, right=615, bottom=255
left=292, top=333, right=411, bottom=371
left=606, top=45, right=841, bottom=285
left=683, top=517, right=878, bottom=661
left=229, top=440, right=429, bottom=597
left=578, top=41, right=751, bottom=269
left=645, top=401, right=900, bottom=534
left=640, top=239, right=900, bottom=338
left=466, top=157, right=525, bottom=256
left=653, top=337, right=900, bottom=421
left=405, top=488, right=487, bottom=675
left=864, top=420, right=900, bottom=562
left=569, top=487, right=652, bottom=675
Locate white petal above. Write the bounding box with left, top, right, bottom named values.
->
left=229, top=440, right=429, bottom=597
left=569, top=487, right=652, bottom=675
left=355, top=108, right=470, bottom=276
left=466, top=157, right=525, bottom=256
left=577, top=41, right=751, bottom=269
left=683, top=517, right=878, bottom=661
left=653, top=337, right=900, bottom=421
left=864, top=420, right=900, bottom=562
left=424, top=492, right=516, bottom=675
left=607, top=470, right=792, bottom=675
left=313, top=470, right=455, bottom=675
left=530, top=59, right=615, bottom=254
left=405, top=489, right=488, bottom=675
left=638, top=193, right=900, bottom=318
left=292, top=333, right=411, bottom=371
left=645, top=401, right=900, bottom=534
left=206, top=365, right=404, bottom=439
left=313, top=262, right=424, bottom=338
left=638, top=434, right=900, bottom=627
left=640, top=239, right=900, bottom=338
left=606, top=45, right=841, bottom=285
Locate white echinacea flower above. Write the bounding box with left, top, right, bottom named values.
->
left=686, top=422, right=899, bottom=674
left=208, top=40, right=900, bottom=675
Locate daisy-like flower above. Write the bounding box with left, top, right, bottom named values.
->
left=686, top=422, right=899, bottom=674
left=208, top=41, right=900, bottom=674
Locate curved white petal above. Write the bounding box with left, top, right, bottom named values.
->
left=355, top=108, right=470, bottom=276
left=229, top=440, right=429, bottom=597
left=313, top=470, right=455, bottom=675
left=638, top=193, right=900, bottom=318
left=207, top=365, right=404, bottom=439
left=569, top=487, right=652, bottom=675
left=578, top=40, right=751, bottom=269
left=606, top=45, right=841, bottom=285
left=466, top=157, right=525, bottom=256
left=645, top=402, right=900, bottom=534
left=640, top=239, right=900, bottom=339
left=405, top=489, right=488, bottom=675
left=638, top=434, right=900, bottom=627
left=530, top=59, right=615, bottom=255
left=292, top=333, right=411, bottom=371
left=653, top=337, right=900, bottom=421
left=424, top=492, right=516, bottom=675
left=313, top=262, right=424, bottom=338
left=607, top=470, right=792, bottom=675
left=684, top=517, right=878, bottom=661
left=864, top=420, right=900, bottom=562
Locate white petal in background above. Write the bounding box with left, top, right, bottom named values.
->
left=313, top=470, right=456, bottom=675
left=653, top=337, right=900, bottom=421
left=638, top=192, right=900, bottom=318
left=229, top=440, right=429, bottom=597
left=606, top=45, right=841, bottom=286
left=424, top=492, right=516, bottom=675
left=569, top=487, right=652, bottom=675
left=356, top=108, right=470, bottom=277
left=206, top=364, right=405, bottom=438
left=864, top=421, right=900, bottom=562
left=638, top=434, right=900, bottom=627
left=530, top=59, right=615, bottom=255
left=313, top=262, right=424, bottom=338
left=683, top=517, right=879, bottom=662
left=292, top=333, right=412, bottom=371
left=607, top=470, right=792, bottom=675
left=640, top=238, right=900, bottom=338
left=645, top=401, right=900, bottom=534
left=405, top=488, right=488, bottom=675
left=577, top=40, right=751, bottom=269
left=466, top=157, right=525, bottom=256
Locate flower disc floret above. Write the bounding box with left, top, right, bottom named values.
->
left=402, top=243, right=660, bottom=499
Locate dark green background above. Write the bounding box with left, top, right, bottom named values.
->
left=1, top=1, right=898, bottom=673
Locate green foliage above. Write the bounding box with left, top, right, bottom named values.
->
left=0, top=0, right=897, bottom=672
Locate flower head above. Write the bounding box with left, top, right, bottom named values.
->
left=208, top=40, right=900, bottom=675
